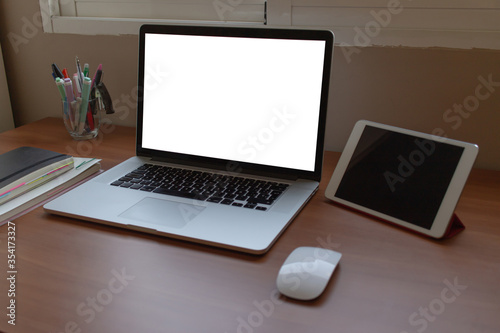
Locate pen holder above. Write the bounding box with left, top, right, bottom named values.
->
left=62, top=95, right=102, bottom=141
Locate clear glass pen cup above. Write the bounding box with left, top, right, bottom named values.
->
left=62, top=93, right=102, bottom=140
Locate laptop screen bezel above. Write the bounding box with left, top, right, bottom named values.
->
left=136, top=24, right=333, bottom=181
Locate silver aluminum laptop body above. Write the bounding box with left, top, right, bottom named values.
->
left=44, top=24, right=334, bottom=254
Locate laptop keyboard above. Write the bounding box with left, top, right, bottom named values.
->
left=110, top=164, right=289, bottom=211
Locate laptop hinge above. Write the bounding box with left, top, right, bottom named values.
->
left=149, top=156, right=299, bottom=181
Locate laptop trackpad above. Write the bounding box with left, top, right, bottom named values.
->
left=119, top=197, right=206, bottom=229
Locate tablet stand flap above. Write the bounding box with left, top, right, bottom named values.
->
left=442, top=213, right=465, bottom=238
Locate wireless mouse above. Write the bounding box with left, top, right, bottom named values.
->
left=276, top=246, right=341, bottom=301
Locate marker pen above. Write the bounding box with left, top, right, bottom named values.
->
left=78, top=77, right=92, bottom=134
left=73, top=73, right=81, bottom=97
left=64, top=78, right=76, bottom=128
left=52, top=63, right=64, bottom=79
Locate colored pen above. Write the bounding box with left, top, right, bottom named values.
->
left=52, top=63, right=64, bottom=79
left=83, top=63, right=89, bottom=77
left=56, top=78, right=69, bottom=115
left=78, top=77, right=92, bottom=134
left=55, top=78, right=66, bottom=100
left=70, top=100, right=78, bottom=131
left=74, top=97, right=82, bottom=131
left=76, top=56, right=84, bottom=94
left=62, top=68, right=70, bottom=79
left=84, top=67, right=95, bottom=130
left=64, top=78, right=75, bottom=102
left=73, top=73, right=81, bottom=97
left=56, top=78, right=71, bottom=129
left=86, top=103, right=95, bottom=130
left=64, top=78, right=76, bottom=129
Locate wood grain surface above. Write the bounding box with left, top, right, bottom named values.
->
left=1, top=118, right=499, bottom=333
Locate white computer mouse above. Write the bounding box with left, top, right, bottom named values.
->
left=276, top=246, right=341, bottom=301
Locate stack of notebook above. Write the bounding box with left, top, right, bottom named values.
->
left=0, top=146, right=100, bottom=224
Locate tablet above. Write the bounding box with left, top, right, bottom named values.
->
left=325, top=120, right=479, bottom=238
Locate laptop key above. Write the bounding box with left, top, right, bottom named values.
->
left=140, top=186, right=155, bottom=192
left=153, top=187, right=198, bottom=199
left=119, top=177, right=132, bottom=182
left=247, top=197, right=274, bottom=205
left=112, top=164, right=289, bottom=211
left=207, top=196, right=222, bottom=203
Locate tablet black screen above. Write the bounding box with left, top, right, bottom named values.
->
left=335, top=126, right=464, bottom=229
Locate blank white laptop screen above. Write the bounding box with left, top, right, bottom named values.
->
left=141, top=33, right=326, bottom=172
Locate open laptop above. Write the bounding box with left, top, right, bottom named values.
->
left=44, top=24, right=334, bottom=254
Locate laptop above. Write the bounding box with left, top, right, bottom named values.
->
left=44, top=24, right=334, bottom=254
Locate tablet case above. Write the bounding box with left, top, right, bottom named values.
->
left=324, top=120, right=477, bottom=240
left=330, top=199, right=465, bottom=239
left=443, top=214, right=465, bottom=238
left=389, top=212, right=465, bottom=239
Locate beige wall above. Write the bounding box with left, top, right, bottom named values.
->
left=1, top=1, right=499, bottom=170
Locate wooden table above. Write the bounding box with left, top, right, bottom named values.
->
left=1, top=117, right=499, bottom=333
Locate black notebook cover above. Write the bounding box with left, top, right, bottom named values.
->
left=0, top=147, right=71, bottom=190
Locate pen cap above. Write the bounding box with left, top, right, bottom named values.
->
left=81, top=77, right=92, bottom=99
left=52, top=63, right=64, bottom=79
left=55, top=78, right=66, bottom=100
left=64, top=78, right=75, bottom=101
left=73, top=74, right=81, bottom=93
